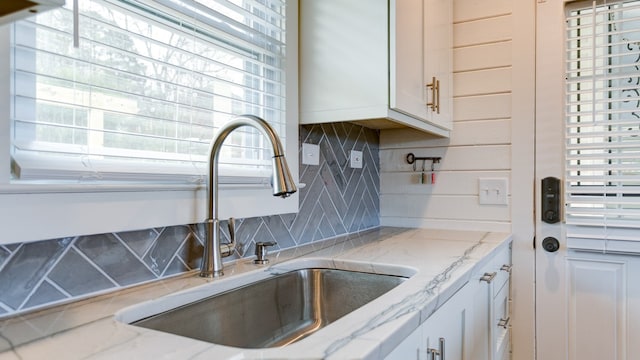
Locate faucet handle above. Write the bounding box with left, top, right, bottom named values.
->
left=220, top=217, right=236, bottom=257
left=227, top=217, right=235, bottom=243
left=254, top=241, right=277, bottom=265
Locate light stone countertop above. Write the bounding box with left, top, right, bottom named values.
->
left=0, top=227, right=512, bottom=360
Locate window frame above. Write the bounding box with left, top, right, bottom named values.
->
left=0, top=0, right=299, bottom=245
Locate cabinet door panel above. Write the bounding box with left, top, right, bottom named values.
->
left=385, top=325, right=422, bottom=360
left=299, top=0, right=388, bottom=117
left=493, top=280, right=510, bottom=359
left=424, top=0, right=453, bottom=129
left=423, top=283, right=472, bottom=360
left=390, top=0, right=427, bottom=121
left=467, top=278, right=491, bottom=360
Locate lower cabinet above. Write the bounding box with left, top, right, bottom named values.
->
left=386, top=244, right=512, bottom=360
left=480, top=244, right=512, bottom=360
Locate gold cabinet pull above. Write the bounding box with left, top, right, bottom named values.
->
left=426, top=76, right=440, bottom=114
left=435, top=79, right=440, bottom=114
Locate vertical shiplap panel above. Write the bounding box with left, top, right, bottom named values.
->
left=380, top=0, right=514, bottom=232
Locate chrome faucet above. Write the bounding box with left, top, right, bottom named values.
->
left=199, top=115, right=297, bottom=278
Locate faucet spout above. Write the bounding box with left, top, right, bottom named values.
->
left=199, top=115, right=297, bottom=278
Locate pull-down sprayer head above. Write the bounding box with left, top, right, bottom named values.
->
left=271, top=154, right=297, bottom=198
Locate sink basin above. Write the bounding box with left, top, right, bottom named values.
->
left=126, top=268, right=407, bottom=348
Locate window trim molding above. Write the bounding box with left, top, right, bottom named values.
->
left=0, top=0, right=300, bottom=245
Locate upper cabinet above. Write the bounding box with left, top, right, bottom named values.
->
left=299, top=0, right=453, bottom=137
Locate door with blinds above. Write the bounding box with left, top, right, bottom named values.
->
left=536, top=1, right=640, bottom=360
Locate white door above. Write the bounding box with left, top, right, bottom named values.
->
left=536, top=1, right=640, bottom=360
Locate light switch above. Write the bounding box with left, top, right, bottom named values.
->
left=302, top=143, right=320, bottom=165
left=478, top=178, right=509, bottom=205
left=350, top=150, right=363, bottom=168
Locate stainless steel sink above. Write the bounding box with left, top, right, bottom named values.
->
left=129, top=268, right=407, bottom=348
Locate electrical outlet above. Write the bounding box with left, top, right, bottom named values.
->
left=478, top=178, right=509, bottom=205
left=350, top=150, right=363, bottom=169
left=302, top=143, right=319, bottom=165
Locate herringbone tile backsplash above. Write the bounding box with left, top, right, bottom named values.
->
left=0, top=123, right=380, bottom=317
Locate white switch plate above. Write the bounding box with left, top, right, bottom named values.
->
left=302, top=143, right=320, bottom=165
left=350, top=150, right=363, bottom=168
left=478, top=178, right=509, bottom=205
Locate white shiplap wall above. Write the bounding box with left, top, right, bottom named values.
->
left=381, top=1, right=537, bottom=358
left=380, top=0, right=513, bottom=232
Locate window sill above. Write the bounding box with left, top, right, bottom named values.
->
left=0, top=182, right=284, bottom=194
left=0, top=184, right=299, bottom=245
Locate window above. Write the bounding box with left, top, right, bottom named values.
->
left=565, top=0, right=640, bottom=248
left=11, top=0, right=288, bottom=184
left=0, top=0, right=298, bottom=245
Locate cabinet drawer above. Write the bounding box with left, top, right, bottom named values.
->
left=492, top=247, right=512, bottom=298
left=493, top=278, right=511, bottom=358
left=477, top=245, right=511, bottom=296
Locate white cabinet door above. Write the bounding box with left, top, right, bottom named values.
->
left=390, top=0, right=452, bottom=130
left=385, top=283, right=474, bottom=360
left=422, top=282, right=472, bottom=360
left=389, top=0, right=427, bottom=121
left=467, top=244, right=512, bottom=360
left=488, top=247, right=512, bottom=360
left=299, top=0, right=389, bottom=123
left=466, top=275, right=491, bottom=360
left=423, top=0, right=452, bottom=129
left=492, top=279, right=511, bottom=360
left=385, top=324, right=422, bottom=360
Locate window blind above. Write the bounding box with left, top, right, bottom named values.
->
left=10, top=0, right=287, bottom=184
left=565, top=0, right=640, bottom=248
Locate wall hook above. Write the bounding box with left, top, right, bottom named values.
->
left=406, top=153, right=441, bottom=185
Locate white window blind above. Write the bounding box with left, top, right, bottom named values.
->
left=10, top=0, right=287, bottom=184
left=565, top=0, right=640, bottom=249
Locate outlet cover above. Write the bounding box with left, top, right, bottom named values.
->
left=350, top=150, right=363, bottom=168
left=302, top=143, right=319, bottom=166
left=478, top=178, right=509, bottom=205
